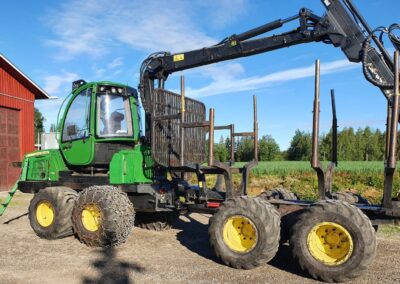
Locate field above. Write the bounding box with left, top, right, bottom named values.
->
left=238, top=161, right=385, bottom=175
left=204, top=161, right=399, bottom=203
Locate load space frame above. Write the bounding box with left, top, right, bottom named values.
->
left=151, top=76, right=259, bottom=201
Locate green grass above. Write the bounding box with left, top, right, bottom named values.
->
left=234, top=161, right=385, bottom=175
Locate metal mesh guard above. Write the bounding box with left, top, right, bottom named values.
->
left=152, top=89, right=206, bottom=167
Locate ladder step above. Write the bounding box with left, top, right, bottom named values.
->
left=0, top=181, right=19, bottom=216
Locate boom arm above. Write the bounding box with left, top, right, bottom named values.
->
left=139, top=0, right=396, bottom=112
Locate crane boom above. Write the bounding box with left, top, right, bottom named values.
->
left=139, top=0, right=396, bottom=113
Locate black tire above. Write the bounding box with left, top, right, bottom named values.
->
left=29, top=187, right=77, bottom=239
left=259, top=188, right=297, bottom=244
left=260, top=188, right=298, bottom=201
left=289, top=200, right=376, bottom=282
left=329, top=191, right=369, bottom=205
left=209, top=196, right=280, bottom=269
left=135, top=211, right=177, bottom=231
left=72, top=186, right=135, bottom=247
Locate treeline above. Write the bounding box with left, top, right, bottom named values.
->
left=213, top=135, right=281, bottom=162
left=288, top=127, right=387, bottom=161
left=213, top=127, right=390, bottom=162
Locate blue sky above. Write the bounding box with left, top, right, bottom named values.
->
left=1, top=0, right=399, bottom=150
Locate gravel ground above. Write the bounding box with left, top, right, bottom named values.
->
left=0, top=192, right=399, bottom=284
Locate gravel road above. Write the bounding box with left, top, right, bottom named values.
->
left=0, top=192, right=399, bottom=284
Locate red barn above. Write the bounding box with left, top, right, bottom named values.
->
left=0, top=54, right=49, bottom=191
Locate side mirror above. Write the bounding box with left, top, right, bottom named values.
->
left=67, top=125, right=77, bottom=136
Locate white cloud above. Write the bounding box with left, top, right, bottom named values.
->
left=108, top=57, right=124, bottom=69
left=94, top=68, right=105, bottom=78
left=43, top=71, right=79, bottom=94
left=44, top=0, right=221, bottom=60
left=43, top=0, right=252, bottom=88
left=110, top=69, right=123, bottom=77
left=197, top=63, right=245, bottom=82
left=186, top=59, right=358, bottom=98
left=91, top=57, right=124, bottom=80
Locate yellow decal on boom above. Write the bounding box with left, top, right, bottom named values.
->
left=173, top=54, right=185, bottom=62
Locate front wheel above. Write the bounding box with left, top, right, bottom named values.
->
left=289, top=200, right=376, bottom=282
left=29, top=187, right=77, bottom=239
left=209, top=196, right=280, bottom=269
left=72, top=186, right=135, bottom=247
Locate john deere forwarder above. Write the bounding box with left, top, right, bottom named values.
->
left=3, top=0, right=400, bottom=282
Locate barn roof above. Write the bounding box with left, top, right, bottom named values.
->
left=0, top=53, right=49, bottom=99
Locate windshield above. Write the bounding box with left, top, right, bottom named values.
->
left=62, top=88, right=91, bottom=142
left=96, top=94, right=133, bottom=137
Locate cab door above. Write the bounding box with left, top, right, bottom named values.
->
left=60, top=87, right=94, bottom=165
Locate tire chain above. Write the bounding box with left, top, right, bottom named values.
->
left=73, top=186, right=134, bottom=247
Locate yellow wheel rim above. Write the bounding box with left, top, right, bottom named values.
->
left=307, top=222, right=353, bottom=266
left=36, top=201, right=55, bottom=227
left=81, top=204, right=101, bottom=232
left=223, top=215, right=258, bottom=253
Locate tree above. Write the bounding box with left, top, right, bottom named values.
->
left=236, top=137, right=255, bottom=162
left=313, top=127, right=385, bottom=161
left=354, top=128, right=365, bottom=160
left=319, top=130, right=332, bottom=161
left=225, top=137, right=232, bottom=161
left=287, top=130, right=312, bottom=161
left=361, top=127, right=382, bottom=161
left=375, top=129, right=385, bottom=160
left=34, top=107, right=46, bottom=143
left=214, top=136, right=228, bottom=162
left=258, top=135, right=281, bottom=161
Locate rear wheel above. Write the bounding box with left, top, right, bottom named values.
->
left=260, top=188, right=298, bottom=243
left=72, top=186, right=135, bottom=247
left=29, top=187, right=77, bottom=239
left=289, top=200, right=376, bottom=282
left=209, top=196, right=280, bottom=269
left=329, top=191, right=369, bottom=205
left=135, top=212, right=177, bottom=231
left=260, top=188, right=298, bottom=200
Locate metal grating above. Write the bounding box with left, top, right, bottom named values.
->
left=151, top=89, right=206, bottom=167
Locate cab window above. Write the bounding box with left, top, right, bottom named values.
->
left=62, top=88, right=91, bottom=141
left=96, top=94, right=133, bottom=137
